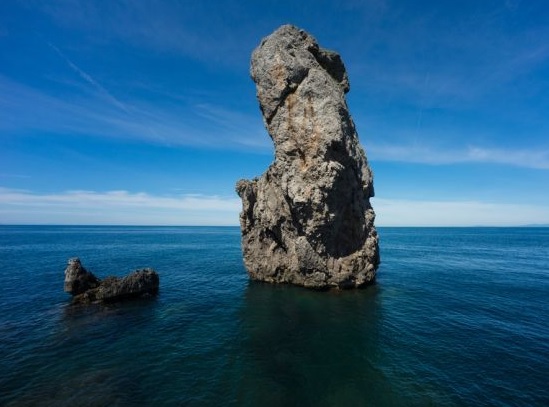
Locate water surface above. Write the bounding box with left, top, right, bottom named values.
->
left=0, top=226, right=547, bottom=406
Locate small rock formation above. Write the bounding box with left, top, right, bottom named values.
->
left=64, top=258, right=159, bottom=304
left=64, top=257, right=100, bottom=295
left=236, top=25, right=380, bottom=289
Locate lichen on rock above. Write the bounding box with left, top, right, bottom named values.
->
left=236, top=25, right=380, bottom=289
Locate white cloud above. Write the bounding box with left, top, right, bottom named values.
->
left=0, top=74, right=267, bottom=151
left=368, top=143, right=549, bottom=169
left=0, top=188, right=241, bottom=226
left=1, top=188, right=547, bottom=227
left=465, top=146, right=549, bottom=169
left=373, top=198, right=549, bottom=226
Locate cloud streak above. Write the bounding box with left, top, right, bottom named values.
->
left=373, top=197, right=549, bottom=226
left=368, top=144, right=549, bottom=169
left=48, top=42, right=130, bottom=113
left=0, top=188, right=240, bottom=226
left=2, top=71, right=546, bottom=169
left=36, top=0, right=263, bottom=68
left=0, top=74, right=267, bottom=151
left=2, top=188, right=548, bottom=227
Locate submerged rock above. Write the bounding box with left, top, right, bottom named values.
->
left=63, top=258, right=159, bottom=304
left=236, top=25, right=380, bottom=289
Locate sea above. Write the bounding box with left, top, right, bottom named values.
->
left=0, top=226, right=547, bottom=406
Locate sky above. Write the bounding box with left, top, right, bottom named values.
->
left=1, top=0, right=548, bottom=226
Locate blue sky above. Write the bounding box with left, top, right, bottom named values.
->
left=1, top=0, right=548, bottom=226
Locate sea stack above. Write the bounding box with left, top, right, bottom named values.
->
left=236, top=25, right=380, bottom=289
left=64, top=258, right=159, bottom=304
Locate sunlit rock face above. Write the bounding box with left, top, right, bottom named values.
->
left=236, top=25, right=380, bottom=289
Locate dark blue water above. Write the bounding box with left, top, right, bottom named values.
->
left=0, top=226, right=547, bottom=406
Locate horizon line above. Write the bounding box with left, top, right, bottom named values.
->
left=1, top=224, right=548, bottom=228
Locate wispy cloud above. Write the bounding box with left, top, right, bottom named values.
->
left=0, top=188, right=240, bottom=225
left=373, top=197, right=549, bottom=226
left=465, top=146, right=549, bottom=169
left=348, top=2, right=549, bottom=110
left=193, top=103, right=270, bottom=149
left=368, top=143, right=549, bottom=170
left=47, top=42, right=130, bottom=113
left=0, top=74, right=267, bottom=151
left=1, top=188, right=547, bottom=227
left=35, top=0, right=261, bottom=68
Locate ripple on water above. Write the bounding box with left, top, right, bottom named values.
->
left=0, top=226, right=548, bottom=406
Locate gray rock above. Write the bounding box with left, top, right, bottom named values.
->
left=64, top=258, right=159, bottom=304
left=236, top=25, right=380, bottom=289
left=64, top=257, right=100, bottom=295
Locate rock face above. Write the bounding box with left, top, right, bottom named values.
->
left=64, top=258, right=159, bottom=304
left=236, top=25, right=380, bottom=289
left=64, top=257, right=100, bottom=295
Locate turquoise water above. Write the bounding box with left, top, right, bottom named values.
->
left=0, top=226, right=547, bottom=406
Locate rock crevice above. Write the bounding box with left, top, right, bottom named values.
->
left=237, top=25, right=380, bottom=289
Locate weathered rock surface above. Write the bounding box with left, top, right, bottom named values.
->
left=64, top=258, right=159, bottom=304
left=64, top=257, right=100, bottom=295
left=236, top=25, right=379, bottom=289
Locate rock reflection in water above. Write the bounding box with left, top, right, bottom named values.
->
left=232, top=282, right=402, bottom=406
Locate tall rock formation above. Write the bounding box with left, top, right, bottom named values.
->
left=236, top=25, right=380, bottom=289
